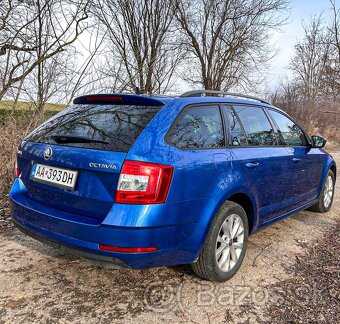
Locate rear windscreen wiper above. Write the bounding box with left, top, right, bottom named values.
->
left=50, top=135, right=109, bottom=145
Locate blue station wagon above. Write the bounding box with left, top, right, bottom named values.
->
left=10, top=90, right=336, bottom=282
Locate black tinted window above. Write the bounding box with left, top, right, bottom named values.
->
left=26, top=104, right=161, bottom=152
left=222, top=106, right=247, bottom=146
left=268, top=109, right=307, bottom=146
left=234, top=106, right=277, bottom=146
left=167, top=105, right=225, bottom=149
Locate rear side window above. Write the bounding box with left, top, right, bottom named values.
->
left=167, top=105, right=225, bottom=149
left=233, top=106, right=277, bottom=146
left=268, top=109, right=307, bottom=146
left=26, top=104, right=161, bottom=152
left=222, top=106, right=247, bottom=146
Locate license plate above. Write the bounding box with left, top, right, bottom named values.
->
left=31, top=163, right=78, bottom=190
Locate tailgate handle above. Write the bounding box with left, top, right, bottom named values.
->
left=292, top=158, right=302, bottom=163
left=245, top=162, right=259, bottom=169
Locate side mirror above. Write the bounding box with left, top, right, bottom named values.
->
left=311, top=135, right=327, bottom=148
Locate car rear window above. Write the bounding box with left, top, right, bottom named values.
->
left=26, top=104, right=161, bottom=152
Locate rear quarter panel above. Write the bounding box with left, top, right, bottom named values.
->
left=126, top=100, right=259, bottom=251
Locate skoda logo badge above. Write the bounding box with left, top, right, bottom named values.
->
left=44, top=147, right=53, bottom=160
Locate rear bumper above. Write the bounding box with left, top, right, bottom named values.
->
left=13, top=220, right=129, bottom=269
left=10, top=179, right=206, bottom=269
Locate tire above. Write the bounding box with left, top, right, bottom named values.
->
left=308, top=170, right=335, bottom=213
left=192, top=201, right=249, bottom=282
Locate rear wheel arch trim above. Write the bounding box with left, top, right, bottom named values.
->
left=207, top=191, right=258, bottom=238
left=330, top=164, right=336, bottom=179
left=225, top=193, right=257, bottom=234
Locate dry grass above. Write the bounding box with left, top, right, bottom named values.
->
left=277, top=99, right=340, bottom=148
left=0, top=108, right=58, bottom=200
left=0, top=100, right=65, bottom=111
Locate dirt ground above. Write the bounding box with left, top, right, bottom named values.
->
left=0, top=151, right=339, bottom=324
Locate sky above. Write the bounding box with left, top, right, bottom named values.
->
left=266, top=0, right=336, bottom=90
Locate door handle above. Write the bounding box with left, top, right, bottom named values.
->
left=245, top=162, right=260, bottom=169
left=292, top=158, right=302, bottom=163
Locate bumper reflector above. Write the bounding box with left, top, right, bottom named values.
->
left=99, top=244, right=158, bottom=253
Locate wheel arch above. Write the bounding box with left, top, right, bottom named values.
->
left=209, top=190, right=258, bottom=235
left=330, top=163, right=336, bottom=180
left=227, top=193, right=256, bottom=234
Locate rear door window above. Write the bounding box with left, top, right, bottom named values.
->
left=26, top=104, right=161, bottom=152
left=268, top=109, right=307, bottom=146
left=166, top=105, right=225, bottom=149
left=222, top=106, right=248, bottom=146
left=233, top=106, right=277, bottom=146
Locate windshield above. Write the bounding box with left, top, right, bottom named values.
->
left=26, top=104, right=161, bottom=152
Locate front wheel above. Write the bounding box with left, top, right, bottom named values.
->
left=308, top=170, right=335, bottom=213
left=192, top=201, right=249, bottom=282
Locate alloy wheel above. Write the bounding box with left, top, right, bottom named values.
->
left=324, top=175, right=334, bottom=208
left=215, top=214, right=245, bottom=272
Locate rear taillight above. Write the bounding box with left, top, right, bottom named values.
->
left=115, top=160, right=174, bottom=204
left=15, top=158, right=19, bottom=178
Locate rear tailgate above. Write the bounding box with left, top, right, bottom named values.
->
left=16, top=96, right=164, bottom=221
left=17, top=142, right=125, bottom=221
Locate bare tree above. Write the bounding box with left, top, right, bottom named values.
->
left=175, top=0, right=289, bottom=91
left=0, top=0, right=90, bottom=104
left=271, top=2, right=340, bottom=143
left=289, top=3, right=340, bottom=102
left=22, top=50, right=77, bottom=107
left=0, top=0, right=38, bottom=99
left=64, top=25, right=108, bottom=104
left=329, top=0, right=340, bottom=60
left=289, top=17, right=332, bottom=100
left=325, top=0, right=340, bottom=99
left=92, top=0, right=183, bottom=94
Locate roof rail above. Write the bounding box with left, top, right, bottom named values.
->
left=179, top=90, right=270, bottom=105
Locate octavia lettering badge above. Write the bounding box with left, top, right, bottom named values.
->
left=44, top=147, right=53, bottom=160
left=89, top=162, right=117, bottom=170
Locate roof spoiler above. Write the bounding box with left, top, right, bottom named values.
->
left=73, top=94, right=165, bottom=106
